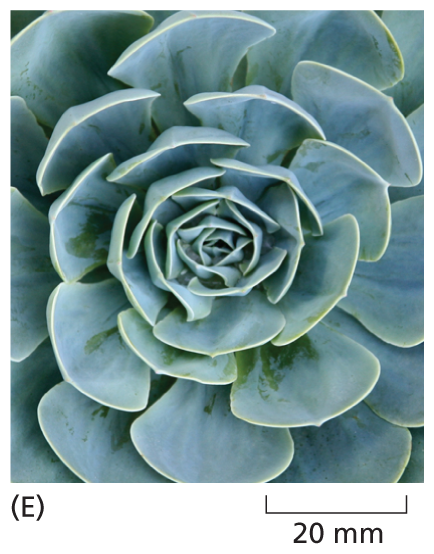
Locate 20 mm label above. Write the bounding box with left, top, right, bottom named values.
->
left=294, top=522, right=383, bottom=544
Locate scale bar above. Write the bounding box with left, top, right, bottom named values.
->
left=265, top=495, right=408, bottom=515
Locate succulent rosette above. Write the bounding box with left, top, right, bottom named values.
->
left=11, top=10, right=423, bottom=483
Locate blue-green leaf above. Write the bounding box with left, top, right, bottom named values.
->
left=109, top=10, right=275, bottom=131
left=11, top=188, right=60, bottom=362
left=11, top=96, right=50, bottom=215
left=390, top=105, right=424, bottom=202
left=246, top=11, right=404, bottom=95
left=185, top=85, right=324, bottom=166
left=38, top=382, right=170, bottom=483
left=37, top=89, right=159, bottom=195
left=107, top=195, right=168, bottom=326
left=259, top=184, right=304, bottom=303
left=212, top=158, right=323, bottom=236
left=12, top=339, right=81, bottom=483
left=108, top=126, right=248, bottom=187
left=292, top=62, right=422, bottom=187
left=290, top=140, right=390, bottom=261
left=49, top=154, right=141, bottom=283
left=145, top=221, right=214, bottom=322
left=232, top=323, right=379, bottom=427
left=339, top=196, right=423, bottom=347
left=11, top=10, right=153, bottom=128
left=382, top=11, right=423, bottom=116
left=131, top=380, right=293, bottom=482
left=153, top=290, right=285, bottom=357
left=273, top=215, right=359, bottom=346
left=128, top=166, right=224, bottom=258
left=323, top=308, right=423, bottom=427
left=47, top=279, right=150, bottom=411
left=273, top=402, right=411, bottom=483
left=118, top=308, right=237, bottom=384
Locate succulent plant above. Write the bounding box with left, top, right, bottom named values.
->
left=11, top=10, right=423, bottom=483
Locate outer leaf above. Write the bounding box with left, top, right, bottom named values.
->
left=49, top=154, right=141, bottom=283
left=290, top=140, right=390, bottom=261
left=382, top=11, right=424, bottom=116
left=11, top=10, right=153, bottom=128
left=185, top=85, right=325, bottom=166
left=339, top=196, right=423, bottom=347
left=273, top=215, right=359, bottom=346
left=37, top=89, right=159, bottom=195
left=390, top=105, right=424, bottom=203
left=131, top=380, right=293, bottom=482
left=118, top=308, right=237, bottom=384
left=292, top=62, right=422, bottom=187
left=246, top=11, right=404, bottom=95
left=153, top=290, right=285, bottom=357
left=109, top=10, right=275, bottom=131
left=47, top=279, right=150, bottom=411
left=107, top=195, right=168, bottom=326
left=38, top=382, right=171, bottom=483
left=12, top=339, right=81, bottom=483
left=273, top=402, right=411, bottom=483
left=11, top=189, right=60, bottom=361
left=11, top=96, right=50, bottom=215
left=232, top=323, right=379, bottom=427
left=323, top=308, right=423, bottom=427
left=399, top=428, right=424, bottom=483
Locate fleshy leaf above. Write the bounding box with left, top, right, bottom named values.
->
left=131, top=380, right=293, bottom=482
left=49, top=154, right=141, bottom=283
left=188, top=248, right=287, bottom=297
left=118, top=308, right=237, bottom=384
left=339, top=196, right=423, bottom=347
left=128, top=166, right=224, bottom=258
left=11, top=10, right=153, bottom=128
left=212, top=158, right=323, bottom=235
left=185, top=85, right=325, bottom=166
left=382, top=11, right=424, bottom=116
left=292, top=62, right=422, bottom=187
left=37, top=89, right=159, bottom=195
left=11, top=188, right=60, bottom=362
left=323, top=308, right=423, bottom=427
left=232, top=322, right=379, bottom=427
left=38, top=382, right=171, bottom=483
left=153, top=290, right=285, bottom=357
left=259, top=184, right=304, bottom=303
left=290, top=140, right=390, bottom=261
left=47, top=279, right=150, bottom=411
left=273, top=215, right=359, bottom=346
left=399, top=427, right=424, bottom=483
left=109, top=10, right=275, bottom=131
left=11, top=96, right=50, bottom=215
left=246, top=11, right=403, bottom=95
left=108, top=126, right=248, bottom=187
left=390, top=105, right=424, bottom=202
left=12, top=339, right=81, bottom=483
left=273, top=402, right=411, bottom=483
left=107, top=195, right=168, bottom=326
left=145, top=221, right=214, bottom=322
